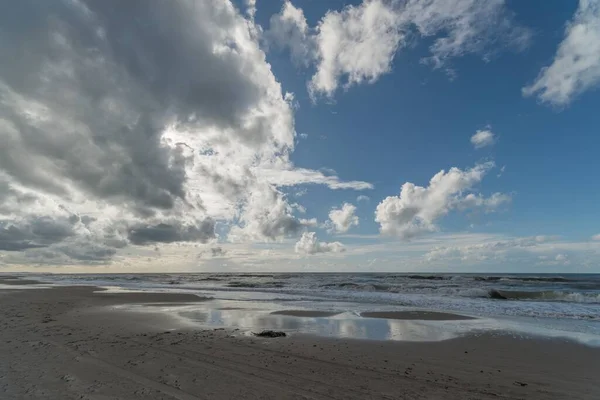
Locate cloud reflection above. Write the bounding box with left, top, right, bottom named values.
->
left=167, top=305, right=471, bottom=342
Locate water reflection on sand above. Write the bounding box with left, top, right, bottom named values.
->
left=124, top=300, right=494, bottom=342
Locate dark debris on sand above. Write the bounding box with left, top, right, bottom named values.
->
left=253, top=330, right=287, bottom=338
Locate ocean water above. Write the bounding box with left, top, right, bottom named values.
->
left=32, top=272, right=600, bottom=319
left=28, top=272, right=600, bottom=344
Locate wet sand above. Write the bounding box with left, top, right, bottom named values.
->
left=361, top=311, right=476, bottom=321
left=271, top=310, right=342, bottom=317
left=1, top=284, right=599, bottom=399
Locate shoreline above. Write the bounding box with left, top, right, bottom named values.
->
left=3, top=276, right=599, bottom=345
left=1, top=283, right=600, bottom=399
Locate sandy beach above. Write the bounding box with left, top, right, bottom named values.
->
left=1, top=281, right=599, bottom=399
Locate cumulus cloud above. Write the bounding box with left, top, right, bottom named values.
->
left=228, top=184, right=313, bottom=242
left=327, top=203, right=359, bottom=233
left=299, top=218, right=319, bottom=228
left=470, top=129, right=496, bottom=149
left=0, top=0, right=370, bottom=265
left=457, top=193, right=512, bottom=211
left=523, top=0, right=600, bottom=106
left=375, top=162, right=508, bottom=239
left=294, top=232, right=345, bottom=254
left=592, top=234, right=600, bottom=241
left=265, top=1, right=313, bottom=65
left=266, top=0, right=530, bottom=98
left=245, top=0, right=257, bottom=18
left=308, top=0, right=404, bottom=97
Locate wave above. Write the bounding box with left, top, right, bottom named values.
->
left=40, top=273, right=600, bottom=307
left=405, top=275, right=451, bottom=281
left=320, top=282, right=393, bottom=292
left=313, top=282, right=600, bottom=304
left=487, top=289, right=600, bottom=303
left=227, top=281, right=285, bottom=288
left=473, top=276, right=503, bottom=282
left=321, top=282, right=361, bottom=288
left=334, top=274, right=573, bottom=283
left=473, top=276, right=571, bottom=283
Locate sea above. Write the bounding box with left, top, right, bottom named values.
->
left=15, top=272, right=600, bottom=345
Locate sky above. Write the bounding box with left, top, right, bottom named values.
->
left=1, top=0, right=600, bottom=273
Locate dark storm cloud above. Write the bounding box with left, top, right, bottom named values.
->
left=0, top=217, right=76, bottom=251
left=0, top=2, right=182, bottom=211
left=53, top=241, right=117, bottom=261
left=0, top=179, right=38, bottom=214
left=0, top=0, right=271, bottom=215
left=0, top=0, right=287, bottom=264
left=128, top=220, right=216, bottom=245
left=80, top=0, right=264, bottom=134
left=0, top=0, right=317, bottom=265
left=13, top=242, right=116, bottom=265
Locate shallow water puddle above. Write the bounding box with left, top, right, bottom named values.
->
left=122, top=300, right=499, bottom=342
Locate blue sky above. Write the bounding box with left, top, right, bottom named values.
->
left=1, top=0, right=599, bottom=272
left=264, top=0, right=600, bottom=240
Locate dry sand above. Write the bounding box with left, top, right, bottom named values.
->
left=1, top=282, right=599, bottom=399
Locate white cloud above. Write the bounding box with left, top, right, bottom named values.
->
left=523, top=0, right=600, bottom=106
left=266, top=1, right=313, bottom=65
left=299, top=218, right=318, bottom=228
left=227, top=184, right=310, bottom=243
left=375, top=162, right=507, bottom=239
left=357, top=195, right=370, bottom=203
left=423, top=235, right=560, bottom=263
left=267, top=0, right=530, bottom=99
left=497, top=165, right=506, bottom=178
left=308, top=0, right=404, bottom=98
left=470, top=129, right=496, bottom=149
left=294, top=232, right=345, bottom=254
left=327, top=203, right=359, bottom=233
left=245, top=0, right=257, bottom=19
left=406, top=0, right=531, bottom=69
left=255, top=167, right=373, bottom=190
left=592, top=234, right=600, bottom=241
left=457, top=192, right=512, bottom=212
left=0, top=0, right=369, bottom=265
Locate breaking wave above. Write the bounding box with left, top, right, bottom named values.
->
left=487, top=289, right=600, bottom=303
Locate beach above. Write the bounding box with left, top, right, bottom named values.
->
left=1, top=279, right=599, bottom=399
